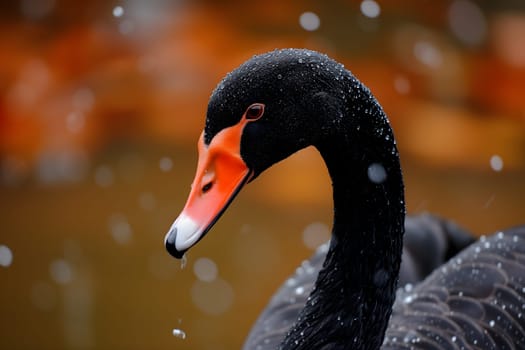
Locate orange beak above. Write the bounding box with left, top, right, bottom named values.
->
left=165, top=118, right=253, bottom=259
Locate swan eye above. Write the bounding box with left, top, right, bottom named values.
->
left=245, top=103, right=265, bottom=120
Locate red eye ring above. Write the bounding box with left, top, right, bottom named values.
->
left=245, top=103, right=265, bottom=121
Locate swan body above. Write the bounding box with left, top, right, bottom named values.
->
left=164, top=49, right=525, bottom=349
left=243, top=213, right=475, bottom=349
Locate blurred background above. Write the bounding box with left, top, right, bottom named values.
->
left=1, top=0, right=525, bottom=349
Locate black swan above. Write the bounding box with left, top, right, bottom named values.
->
left=243, top=213, right=475, bottom=350
left=164, top=49, right=525, bottom=349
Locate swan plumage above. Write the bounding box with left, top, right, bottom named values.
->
left=164, top=49, right=525, bottom=349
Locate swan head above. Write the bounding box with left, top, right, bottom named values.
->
left=165, top=49, right=351, bottom=259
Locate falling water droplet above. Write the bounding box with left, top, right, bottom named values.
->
left=180, top=254, right=187, bottom=269
left=172, top=328, right=186, bottom=339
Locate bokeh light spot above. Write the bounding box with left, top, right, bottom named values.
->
left=448, top=0, right=486, bottom=46
left=413, top=41, right=443, bottom=68
left=490, top=155, right=504, bottom=172
left=50, top=259, right=74, bottom=285
left=37, top=151, right=88, bottom=185
left=72, top=88, right=95, bottom=111
left=367, top=163, right=387, bottom=184
left=299, top=12, right=320, bottom=31
left=108, top=214, right=133, bottom=244
left=138, top=192, right=156, bottom=211
left=159, top=157, right=174, bottom=172
left=394, top=75, right=411, bottom=95
left=66, top=112, right=85, bottom=133
left=193, top=257, right=218, bottom=282
left=360, top=0, right=381, bottom=19
left=191, top=278, right=234, bottom=315
left=113, top=6, right=124, bottom=18
left=0, top=245, right=13, bottom=267
left=20, top=0, right=55, bottom=20
left=302, top=222, right=330, bottom=250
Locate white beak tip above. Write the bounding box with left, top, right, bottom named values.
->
left=164, top=214, right=201, bottom=258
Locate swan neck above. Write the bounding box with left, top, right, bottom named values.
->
left=281, top=90, right=405, bottom=349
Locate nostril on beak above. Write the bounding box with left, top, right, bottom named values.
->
left=202, top=182, right=213, bottom=193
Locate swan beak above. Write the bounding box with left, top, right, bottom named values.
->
left=165, top=127, right=253, bottom=259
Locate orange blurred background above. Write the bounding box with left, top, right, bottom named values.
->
left=1, top=1, right=525, bottom=349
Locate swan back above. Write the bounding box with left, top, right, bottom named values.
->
left=386, top=226, right=525, bottom=349
left=243, top=214, right=475, bottom=349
